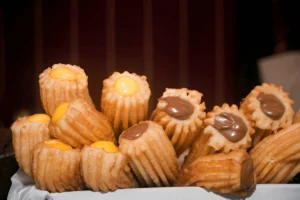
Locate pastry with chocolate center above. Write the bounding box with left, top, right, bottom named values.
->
left=11, top=114, right=51, bottom=177
left=49, top=99, right=115, bottom=148
left=151, top=88, right=206, bottom=156
left=39, top=63, right=94, bottom=116
left=177, top=149, right=256, bottom=196
left=80, top=141, right=137, bottom=192
left=184, top=104, right=254, bottom=168
left=240, top=83, right=294, bottom=146
left=119, top=121, right=179, bottom=187
left=101, top=71, right=151, bottom=139
left=32, top=139, right=83, bottom=192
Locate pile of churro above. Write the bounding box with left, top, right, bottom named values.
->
left=11, top=63, right=300, bottom=197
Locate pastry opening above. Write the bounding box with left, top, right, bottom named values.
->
left=161, top=96, right=194, bottom=120
left=27, top=114, right=50, bottom=122
left=114, top=76, right=140, bottom=96
left=52, top=102, right=70, bottom=123
left=212, top=112, right=247, bottom=143
left=50, top=66, right=77, bottom=81
left=45, top=139, right=72, bottom=150
left=91, top=141, right=118, bottom=153
left=240, top=158, right=255, bottom=192
left=120, top=122, right=148, bottom=140
left=257, top=92, right=285, bottom=120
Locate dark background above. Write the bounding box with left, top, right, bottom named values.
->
left=1, top=0, right=300, bottom=199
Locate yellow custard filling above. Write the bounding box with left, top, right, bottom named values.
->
left=114, top=76, right=140, bottom=96
left=52, top=103, right=69, bottom=123
left=50, top=67, right=77, bottom=81
left=91, top=141, right=118, bottom=153
left=27, top=114, right=50, bottom=122
left=45, top=139, right=72, bottom=150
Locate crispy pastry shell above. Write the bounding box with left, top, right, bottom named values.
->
left=151, top=88, right=206, bottom=156
left=119, top=121, right=179, bottom=187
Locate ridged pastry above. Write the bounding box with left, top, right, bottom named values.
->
left=39, top=63, right=94, bottom=116
left=257, top=161, right=300, bottom=183
left=177, top=149, right=255, bottom=196
left=119, top=121, right=179, bottom=187
left=32, top=139, right=83, bottom=192
left=151, top=88, right=206, bottom=156
left=49, top=99, right=115, bottom=148
left=101, top=71, right=151, bottom=138
left=80, top=141, right=138, bottom=192
left=240, top=83, right=294, bottom=146
left=250, top=123, right=300, bottom=183
left=11, top=114, right=50, bottom=177
left=184, top=104, right=254, bottom=168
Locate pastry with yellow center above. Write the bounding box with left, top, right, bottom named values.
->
left=250, top=123, right=300, bottom=183
left=240, top=83, right=294, bottom=146
left=183, top=104, right=254, bottom=168
left=177, top=149, right=256, bottom=197
left=150, top=88, right=206, bottom=156
left=39, top=63, right=94, bottom=116
left=49, top=99, right=115, bottom=148
left=11, top=113, right=50, bottom=177
left=32, top=139, right=83, bottom=192
left=119, top=121, right=179, bottom=187
left=80, top=141, right=138, bottom=192
left=101, top=71, right=151, bottom=138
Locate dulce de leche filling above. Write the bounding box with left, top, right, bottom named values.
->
left=240, top=158, right=255, bottom=191
left=161, top=96, right=194, bottom=120
left=212, top=112, right=247, bottom=143
left=120, top=122, right=148, bottom=140
left=257, top=92, right=285, bottom=120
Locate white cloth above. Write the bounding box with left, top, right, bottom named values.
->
left=7, top=169, right=50, bottom=200
left=7, top=169, right=300, bottom=200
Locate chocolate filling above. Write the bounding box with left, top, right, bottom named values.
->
left=161, top=96, right=194, bottom=120
left=212, top=112, right=247, bottom=143
left=257, top=92, right=285, bottom=120
left=120, top=122, right=148, bottom=140
left=240, top=158, right=255, bottom=192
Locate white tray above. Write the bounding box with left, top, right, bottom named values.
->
left=8, top=169, right=300, bottom=200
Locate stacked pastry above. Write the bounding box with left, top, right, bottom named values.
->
left=10, top=63, right=300, bottom=198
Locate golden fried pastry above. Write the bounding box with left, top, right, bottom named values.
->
left=184, top=104, right=253, bottom=168
left=39, top=63, right=94, bottom=116
left=257, top=161, right=300, bottom=183
left=11, top=114, right=51, bottom=177
left=32, top=139, right=83, bottom=192
left=278, top=162, right=300, bottom=183
left=49, top=99, right=115, bottom=148
left=80, top=141, right=138, bottom=192
left=177, top=149, right=255, bottom=196
left=119, top=121, right=179, bottom=187
left=293, top=110, right=300, bottom=124
left=150, top=88, right=206, bottom=156
left=101, top=71, right=151, bottom=138
left=250, top=123, right=300, bottom=183
left=240, top=83, right=294, bottom=146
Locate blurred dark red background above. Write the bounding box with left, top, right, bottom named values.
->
left=0, top=0, right=237, bottom=128
left=1, top=0, right=300, bottom=199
